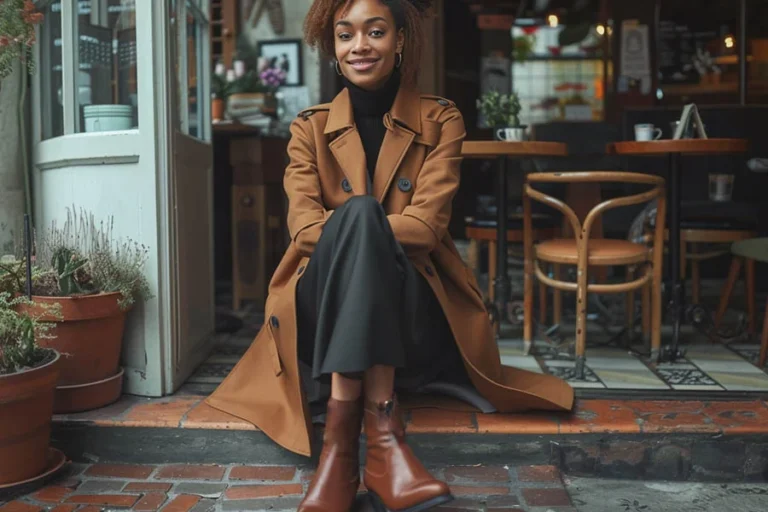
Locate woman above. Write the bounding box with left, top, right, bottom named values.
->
left=206, top=0, right=574, bottom=510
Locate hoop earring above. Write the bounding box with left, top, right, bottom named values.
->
left=335, top=60, right=343, bottom=76
left=395, top=53, right=403, bottom=69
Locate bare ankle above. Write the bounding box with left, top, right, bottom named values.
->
left=363, top=365, right=396, bottom=403
left=331, top=372, right=363, bottom=401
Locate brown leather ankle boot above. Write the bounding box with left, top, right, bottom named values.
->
left=298, top=397, right=363, bottom=512
left=363, top=396, right=453, bottom=512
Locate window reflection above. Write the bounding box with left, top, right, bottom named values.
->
left=75, top=0, right=138, bottom=132
left=41, top=1, right=63, bottom=139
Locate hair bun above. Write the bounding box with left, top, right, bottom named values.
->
left=405, top=0, right=433, bottom=14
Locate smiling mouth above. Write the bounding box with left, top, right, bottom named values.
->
left=347, top=58, right=379, bottom=72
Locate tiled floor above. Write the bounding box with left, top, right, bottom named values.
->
left=193, top=276, right=768, bottom=395
left=0, top=462, right=575, bottom=511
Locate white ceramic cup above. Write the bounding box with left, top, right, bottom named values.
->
left=634, top=123, right=662, bottom=141
left=496, top=127, right=526, bottom=142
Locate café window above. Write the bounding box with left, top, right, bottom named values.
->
left=511, top=24, right=609, bottom=126
left=40, top=1, right=64, bottom=139
left=74, top=0, right=139, bottom=133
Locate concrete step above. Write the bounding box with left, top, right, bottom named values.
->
left=50, top=395, right=768, bottom=483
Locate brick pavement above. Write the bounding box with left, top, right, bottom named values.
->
left=0, top=463, right=575, bottom=512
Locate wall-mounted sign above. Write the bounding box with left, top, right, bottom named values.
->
left=477, top=15, right=515, bottom=31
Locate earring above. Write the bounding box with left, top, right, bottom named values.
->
left=395, top=53, right=403, bottom=68
left=335, top=60, right=343, bottom=76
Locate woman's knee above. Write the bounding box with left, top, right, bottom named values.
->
left=339, top=195, right=385, bottom=220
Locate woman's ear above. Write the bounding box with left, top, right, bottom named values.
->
left=396, top=28, right=405, bottom=53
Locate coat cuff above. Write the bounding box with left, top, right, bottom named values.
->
left=387, top=213, right=438, bottom=255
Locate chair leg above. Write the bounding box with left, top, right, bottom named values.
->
left=626, top=267, right=636, bottom=341
left=575, top=266, right=589, bottom=380
left=650, top=267, right=663, bottom=363
left=553, top=264, right=562, bottom=326
left=523, top=256, right=534, bottom=348
left=488, top=240, right=497, bottom=302
left=539, top=269, right=548, bottom=325
left=759, top=300, right=768, bottom=368
left=746, top=258, right=756, bottom=334
left=691, top=243, right=701, bottom=305
left=642, top=280, right=651, bottom=342
left=715, top=257, right=743, bottom=331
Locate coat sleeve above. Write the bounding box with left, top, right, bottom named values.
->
left=387, top=106, right=466, bottom=256
left=283, top=117, right=332, bottom=257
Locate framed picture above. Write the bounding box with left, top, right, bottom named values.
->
left=258, top=39, right=303, bottom=86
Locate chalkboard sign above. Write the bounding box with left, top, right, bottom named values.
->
left=658, top=21, right=718, bottom=85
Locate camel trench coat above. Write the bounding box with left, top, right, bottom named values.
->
left=206, top=85, right=574, bottom=457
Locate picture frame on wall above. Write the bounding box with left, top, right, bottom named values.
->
left=258, top=39, right=303, bottom=86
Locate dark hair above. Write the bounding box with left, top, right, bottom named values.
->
left=304, top=0, right=433, bottom=85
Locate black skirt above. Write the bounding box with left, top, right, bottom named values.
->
left=295, top=195, right=468, bottom=391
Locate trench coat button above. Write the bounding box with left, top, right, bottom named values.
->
left=397, top=178, right=412, bottom=192
left=297, top=266, right=305, bottom=275
left=341, top=178, right=352, bottom=193
left=425, top=265, right=434, bottom=276
left=270, top=315, right=279, bottom=328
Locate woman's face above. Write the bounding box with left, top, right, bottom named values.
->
left=333, top=0, right=405, bottom=90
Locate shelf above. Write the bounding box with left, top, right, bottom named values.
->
left=518, top=55, right=607, bottom=62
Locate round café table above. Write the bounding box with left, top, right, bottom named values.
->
left=607, top=138, right=749, bottom=362
left=461, top=141, right=568, bottom=333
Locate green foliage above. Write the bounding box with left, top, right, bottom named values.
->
left=51, top=247, right=91, bottom=296
left=0, top=292, right=58, bottom=375
left=0, top=0, right=43, bottom=80
left=29, top=207, right=153, bottom=310
left=512, top=35, right=536, bottom=62
left=477, top=90, right=522, bottom=128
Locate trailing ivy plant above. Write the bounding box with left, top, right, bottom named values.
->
left=0, top=0, right=42, bottom=79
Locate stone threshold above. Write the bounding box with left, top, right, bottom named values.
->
left=49, top=395, right=768, bottom=482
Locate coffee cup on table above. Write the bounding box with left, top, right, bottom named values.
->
left=496, top=127, right=527, bottom=142
left=634, top=123, right=662, bottom=141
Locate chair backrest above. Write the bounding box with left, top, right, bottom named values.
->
left=524, top=171, right=665, bottom=243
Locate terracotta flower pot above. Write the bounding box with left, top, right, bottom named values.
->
left=212, top=98, right=225, bottom=121
left=0, top=350, right=60, bottom=485
left=17, top=293, right=127, bottom=413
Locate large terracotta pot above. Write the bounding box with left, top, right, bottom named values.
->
left=17, top=293, right=127, bottom=413
left=0, top=350, right=60, bottom=485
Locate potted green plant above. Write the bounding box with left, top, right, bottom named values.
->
left=477, top=90, right=525, bottom=141
left=0, top=289, right=63, bottom=487
left=212, top=61, right=232, bottom=121
left=512, top=34, right=536, bottom=62
left=11, top=208, right=152, bottom=413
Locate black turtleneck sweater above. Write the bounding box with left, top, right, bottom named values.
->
left=343, top=71, right=401, bottom=184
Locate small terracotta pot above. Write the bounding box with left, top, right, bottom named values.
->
left=17, top=293, right=127, bottom=413
left=0, top=350, right=60, bottom=485
left=212, top=98, right=225, bottom=121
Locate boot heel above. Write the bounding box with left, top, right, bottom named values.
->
left=367, top=492, right=454, bottom=512
left=367, top=492, right=389, bottom=512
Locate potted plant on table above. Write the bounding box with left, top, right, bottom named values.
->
left=212, top=61, right=233, bottom=122
left=0, top=285, right=64, bottom=487
left=477, top=90, right=525, bottom=141
left=9, top=209, right=152, bottom=413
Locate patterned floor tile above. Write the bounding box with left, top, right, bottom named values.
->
left=706, top=371, right=768, bottom=391
left=591, top=369, right=669, bottom=390
left=500, top=355, right=544, bottom=374
left=542, top=360, right=605, bottom=389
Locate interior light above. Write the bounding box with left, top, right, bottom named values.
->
left=547, top=14, right=559, bottom=28
left=596, top=24, right=605, bottom=35
left=724, top=35, right=735, bottom=49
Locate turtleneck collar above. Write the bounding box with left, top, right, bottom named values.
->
left=343, top=69, right=401, bottom=117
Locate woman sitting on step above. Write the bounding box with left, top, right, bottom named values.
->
left=206, top=1, right=574, bottom=510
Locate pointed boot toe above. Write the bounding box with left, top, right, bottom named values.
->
left=363, top=396, right=453, bottom=512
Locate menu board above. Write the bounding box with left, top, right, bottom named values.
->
left=658, top=21, right=718, bottom=84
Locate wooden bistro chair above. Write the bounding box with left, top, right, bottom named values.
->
left=523, top=172, right=667, bottom=379
left=715, top=237, right=768, bottom=365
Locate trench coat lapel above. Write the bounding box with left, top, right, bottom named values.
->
left=372, top=87, right=421, bottom=202
left=325, top=89, right=368, bottom=195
